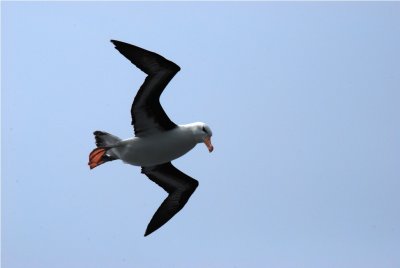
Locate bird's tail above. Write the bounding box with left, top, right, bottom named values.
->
left=88, top=131, right=121, bottom=169
left=93, top=130, right=121, bottom=147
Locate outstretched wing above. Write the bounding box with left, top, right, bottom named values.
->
left=141, top=162, right=199, bottom=236
left=111, top=40, right=180, bottom=137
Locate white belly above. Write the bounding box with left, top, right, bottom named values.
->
left=113, top=128, right=196, bottom=167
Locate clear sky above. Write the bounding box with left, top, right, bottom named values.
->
left=2, top=2, right=400, bottom=268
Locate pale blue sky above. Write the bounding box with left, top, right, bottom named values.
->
left=2, top=2, right=400, bottom=268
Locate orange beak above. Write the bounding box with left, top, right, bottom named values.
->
left=204, top=136, right=214, bottom=152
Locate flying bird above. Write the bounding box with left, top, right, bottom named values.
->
left=88, top=40, right=214, bottom=236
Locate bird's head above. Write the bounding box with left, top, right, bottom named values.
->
left=191, top=122, right=214, bottom=152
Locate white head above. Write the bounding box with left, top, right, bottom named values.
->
left=188, top=122, right=214, bottom=152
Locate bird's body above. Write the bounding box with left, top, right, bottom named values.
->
left=88, top=40, right=213, bottom=236
left=110, top=124, right=199, bottom=167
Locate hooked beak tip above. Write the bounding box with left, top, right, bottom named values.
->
left=204, top=137, right=214, bottom=153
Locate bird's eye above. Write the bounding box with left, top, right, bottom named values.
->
left=202, top=126, right=207, bottom=133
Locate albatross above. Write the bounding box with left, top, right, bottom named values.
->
left=88, top=40, right=214, bottom=236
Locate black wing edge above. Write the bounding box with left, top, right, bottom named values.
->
left=141, top=162, right=199, bottom=236
left=110, top=40, right=180, bottom=75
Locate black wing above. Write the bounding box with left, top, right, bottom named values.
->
left=141, top=162, right=199, bottom=236
left=111, top=40, right=180, bottom=137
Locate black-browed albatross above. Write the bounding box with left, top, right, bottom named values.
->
left=88, top=40, right=214, bottom=236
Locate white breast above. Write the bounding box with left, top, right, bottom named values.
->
left=113, top=126, right=197, bottom=167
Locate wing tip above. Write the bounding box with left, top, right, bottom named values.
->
left=110, top=39, right=121, bottom=47
left=144, top=226, right=155, bottom=237
left=111, top=39, right=130, bottom=49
